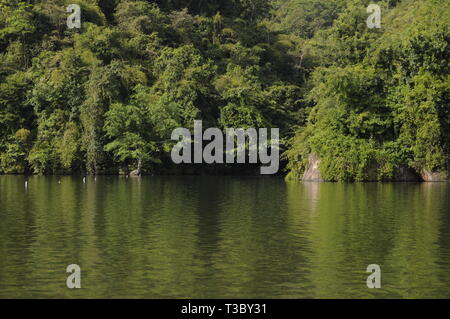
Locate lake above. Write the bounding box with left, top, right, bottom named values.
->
left=0, top=176, right=449, bottom=298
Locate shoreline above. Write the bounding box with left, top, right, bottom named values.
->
left=1, top=174, right=448, bottom=183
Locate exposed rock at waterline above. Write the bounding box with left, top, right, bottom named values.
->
left=300, top=153, right=423, bottom=182
left=421, top=170, right=448, bottom=182
left=302, top=153, right=323, bottom=182
left=129, top=169, right=141, bottom=177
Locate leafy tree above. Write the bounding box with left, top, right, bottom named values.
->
left=104, top=101, right=157, bottom=173
left=0, top=0, right=447, bottom=179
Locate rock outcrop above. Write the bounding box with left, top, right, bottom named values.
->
left=129, top=169, right=141, bottom=177
left=302, top=153, right=323, bottom=182
left=130, top=159, right=142, bottom=177
left=421, top=170, right=448, bottom=182
left=300, top=153, right=427, bottom=182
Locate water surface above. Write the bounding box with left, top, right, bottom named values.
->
left=0, top=176, right=449, bottom=298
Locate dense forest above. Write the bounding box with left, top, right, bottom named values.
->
left=0, top=0, right=448, bottom=181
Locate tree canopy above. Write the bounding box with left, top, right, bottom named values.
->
left=0, top=0, right=448, bottom=180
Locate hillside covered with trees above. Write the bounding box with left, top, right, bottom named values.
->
left=0, top=0, right=448, bottom=181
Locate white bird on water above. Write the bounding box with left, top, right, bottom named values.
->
left=83, top=177, right=86, bottom=183
left=25, top=181, right=28, bottom=189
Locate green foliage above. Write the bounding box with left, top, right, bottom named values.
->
left=28, top=110, right=63, bottom=174
left=104, top=101, right=157, bottom=171
left=0, top=0, right=303, bottom=175
left=0, top=128, right=31, bottom=173
left=271, top=0, right=345, bottom=38
left=58, top=121, right=81, bottom=170
left=0, top=1, right=36, bottom=44
left=389, top=72, right=449, bottom=172
left=0, top=0, right=448, bottom=179
left=287, top=0, right=450, bottom=181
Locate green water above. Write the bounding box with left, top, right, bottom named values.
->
left=0, top=176, right=449, bottom=298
